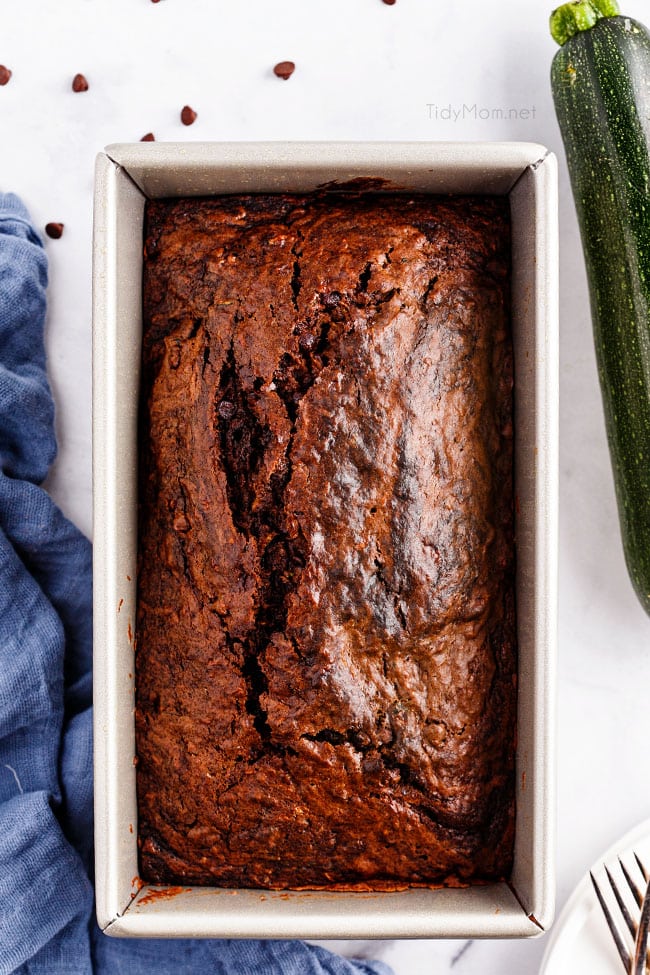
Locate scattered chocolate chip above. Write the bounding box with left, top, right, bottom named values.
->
left=72, top=73, right=89, bottom=92
left=382, top=0, right=397, bottom=5
left=140, top=132, right=155, bottom=142
left=273, top=61, right=295, bottom=80
left=0, top=65, right=12, bottom=86
left=181, top=105, right=197, bottom=126
left=151, top=0, right=162, bottom=3
left=45, top=223, right=64, bottom=240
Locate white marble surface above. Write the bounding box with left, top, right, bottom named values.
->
left=3, top=0, right=650, bottom=971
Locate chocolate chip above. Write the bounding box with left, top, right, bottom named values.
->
left=382, top=0, right=397, bottom=4
left=72, top=73, right=89, bottom=92
left=45, top=223, right=64, bottom=240
left=298, top=332, right=317, bottom=352
left=218, top=400, right=236, bottom=420
left=0, top=66, right=12, bottom=86
left=173, top=513, right=190, bottom=533
left=140, top=132, right=155, bottom=141
left=273, top=61, right=295, bottom=80
left=349, top=729, right=371, bottom=749
left=181, top=105, right=197, bottom=126
left=323, top=291, right=341, bottom=308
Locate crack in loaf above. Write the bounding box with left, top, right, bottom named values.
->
left=135, top=192, right=517, bottom=889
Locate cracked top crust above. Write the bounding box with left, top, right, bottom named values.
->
left=136, top=192, right=516, bottom=889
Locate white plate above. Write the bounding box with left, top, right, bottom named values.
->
left=541, top=818, right=650, bottom=974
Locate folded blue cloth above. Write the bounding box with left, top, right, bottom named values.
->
left=0, top=192, right=392, bottom=975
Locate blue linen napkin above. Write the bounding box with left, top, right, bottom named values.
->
left=0, top=192, right=393, bottom=975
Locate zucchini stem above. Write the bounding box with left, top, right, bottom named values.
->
left=550, top=0, right=621, bottom=46
left=590, top=0, right=621, bottom=16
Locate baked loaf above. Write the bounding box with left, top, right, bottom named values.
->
left=136, top=192, right=516, bottom=889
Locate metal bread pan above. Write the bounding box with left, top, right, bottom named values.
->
left=93, top=141, right=558, bottom=939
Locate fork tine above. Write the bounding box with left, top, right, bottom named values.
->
left=634, top=853, right=649, bottom=884
left=632, top=875, right=650, bottom=975
left=607, top=864, right=638, bottom=938
left=630, top=857, right=650, bottom=972
left=621, top=857, right=645, bottom=908
left=591, top=870, right=632, bottom=972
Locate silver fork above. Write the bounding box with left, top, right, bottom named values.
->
left=590, top=853, right=650, bottom=974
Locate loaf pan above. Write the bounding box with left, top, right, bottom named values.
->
left=92, top=141, right=558, bottom=939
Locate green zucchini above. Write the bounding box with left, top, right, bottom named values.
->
left=550, top=0, right=650, bottom=615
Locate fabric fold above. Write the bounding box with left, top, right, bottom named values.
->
left=0, top=195, right=54, bottom=483
left=0, top=792, right=93, bottom=975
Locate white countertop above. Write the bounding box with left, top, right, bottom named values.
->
left=3, top=0, right=650, bottom=972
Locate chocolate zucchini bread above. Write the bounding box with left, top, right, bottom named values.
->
left=136, top=192, right=516, bottom=889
